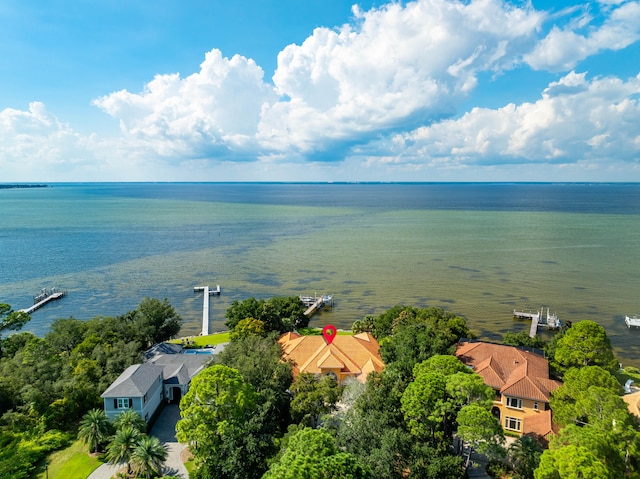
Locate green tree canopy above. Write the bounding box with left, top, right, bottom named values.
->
left=402, top=356, right=494, bottom=443
left=290, top=372, right=342, bottom=428
left=456, top=404, right=505, bottom=466
left=229, top=317, right=266, bottom=341
left=129, top=297, right=182, bottom=347
left=549, top=424, right=637, bottom=479
left=218, top=334, right=293, bottom=435
left=177, top=364, right=265, bottom=479
left=550, top=366, right=628, bottom=429
left=379, top=308, right=471, bottom=380
left=508, top=434, right=544, bottom=479
left=401, top=371, right=448, bottom=441
left=263, top=428, right=371, bottom=479
left=225, top=296, right=308, bottom=333
left=553, top=320, right=617, bottom=373
left=0, top=304, right=30, bottom=356
left=503, top=331, right=547, bottom=351
left=45, top=317, right=88, bottom=355
left=535, top=445, right=611, bottom=479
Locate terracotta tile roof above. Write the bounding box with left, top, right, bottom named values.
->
left=523, top=409, right=557, bottom=438
left=278, top=331, right=385, bottom=383
left=623, top=390, right=640, bottom=417
left=455, top=341, right=561, bottom=402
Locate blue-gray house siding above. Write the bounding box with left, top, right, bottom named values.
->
left=101, top=363, right=165, bottom=423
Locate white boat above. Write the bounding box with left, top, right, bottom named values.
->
left=625, top=315, right=640, bottom=328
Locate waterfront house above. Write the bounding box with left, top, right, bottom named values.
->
left=278, top=331, right=384, bottom=384
left=101, top=343, right=211, bottom=422
left=455, top=340, right=562, bottom=439
left=101, top=363, right=165, bottom=423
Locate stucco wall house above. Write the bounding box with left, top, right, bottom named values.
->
left=455, top=340, right=562, bottom=439
left=278, top=331, right=384, bottom=384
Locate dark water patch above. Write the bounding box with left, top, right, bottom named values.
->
left=482, top=292, right=494, bottom=296
left=75, top=182, right=640, bottom=214
left=440, top=298, right=456, bottom=304
left=541, top=260, right=559, bottom=264
left=449, top=265, right=481, bottom=273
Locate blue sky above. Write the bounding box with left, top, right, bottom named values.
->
left=1, top=0, right=639, bottom=182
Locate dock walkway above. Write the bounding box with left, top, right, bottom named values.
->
left=300, top=294, right=333, bottom=317
left=194, top=285, right=220, bottom=335
left=20, top=290, right=66, bottom=314
left=513, top=307, right=561, bottom=337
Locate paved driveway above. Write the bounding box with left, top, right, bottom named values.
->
left=149, top=404, right=189, bottom=478
left=87, top=404, right=188, bottom=479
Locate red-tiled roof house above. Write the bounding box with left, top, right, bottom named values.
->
left=278, top=331, right=385, bottom=384
left=455, top=340, right=562, bottom=438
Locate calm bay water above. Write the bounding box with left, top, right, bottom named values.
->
left=1, top=183, right=639, bottom=366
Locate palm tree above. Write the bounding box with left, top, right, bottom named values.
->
left=78, top=408, right=111, bottom=454
left=131, top=435, right=168, bottom=479
left=106, top=426, right=141, bottom=474
left=113, top=408, right=147, bottom=433
left=508, top=434, right=543, bottom=479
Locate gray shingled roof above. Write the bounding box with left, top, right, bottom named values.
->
left=101, top=364, right=165, bottom=398
left=150, top=354, right=209, bottom=384
left=144, top=342, right=183, bottom=361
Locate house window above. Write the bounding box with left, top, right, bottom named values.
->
left=505, top=416, right=522, bottom=432
left=506, top=397, right=522, bottom=409
left=116, top=398, right=132, bottom=409
left=533, top=401, right=539, bottom=411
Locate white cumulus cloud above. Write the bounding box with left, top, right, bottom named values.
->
left=0, top=102, right=94, bottom=180
left=376, top=71, right=640, bottom=172
left=93, top=49, right=278, bottom=159
left=259, top=0, right=543, bottom=158
left=2, top=0, right=640, bottom=181
left=524, top=0, right=640, bottom=71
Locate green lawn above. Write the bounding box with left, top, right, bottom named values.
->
left=170, top=328, right=351, bottom=346
left=298, top=327, right=353, bottom=336
left=617, top=366, right=640, bottom=388
left=38, top=439, right=104, bottom=479
left=169, top=331, right=230, bottom=347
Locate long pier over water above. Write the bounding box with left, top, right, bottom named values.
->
left=194, top=285, right=220, bottom=335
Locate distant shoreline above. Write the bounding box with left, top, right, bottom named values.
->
left=0, top=184, right=48, bottom=189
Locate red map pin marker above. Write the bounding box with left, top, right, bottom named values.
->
left=322, top=324, right=337, bottom=345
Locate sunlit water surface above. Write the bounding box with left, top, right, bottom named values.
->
left=1, top=183, right=639, bottom=366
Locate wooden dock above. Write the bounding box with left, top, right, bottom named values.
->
left=529, top=314, right=540, bottom=338
left=194, top=285, right=221, bottom=335
left=300, top=294, right=333, bottom=317
left=20, top=290, right=66, bottom=314
left=513, top=307, right=561, bottom=337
